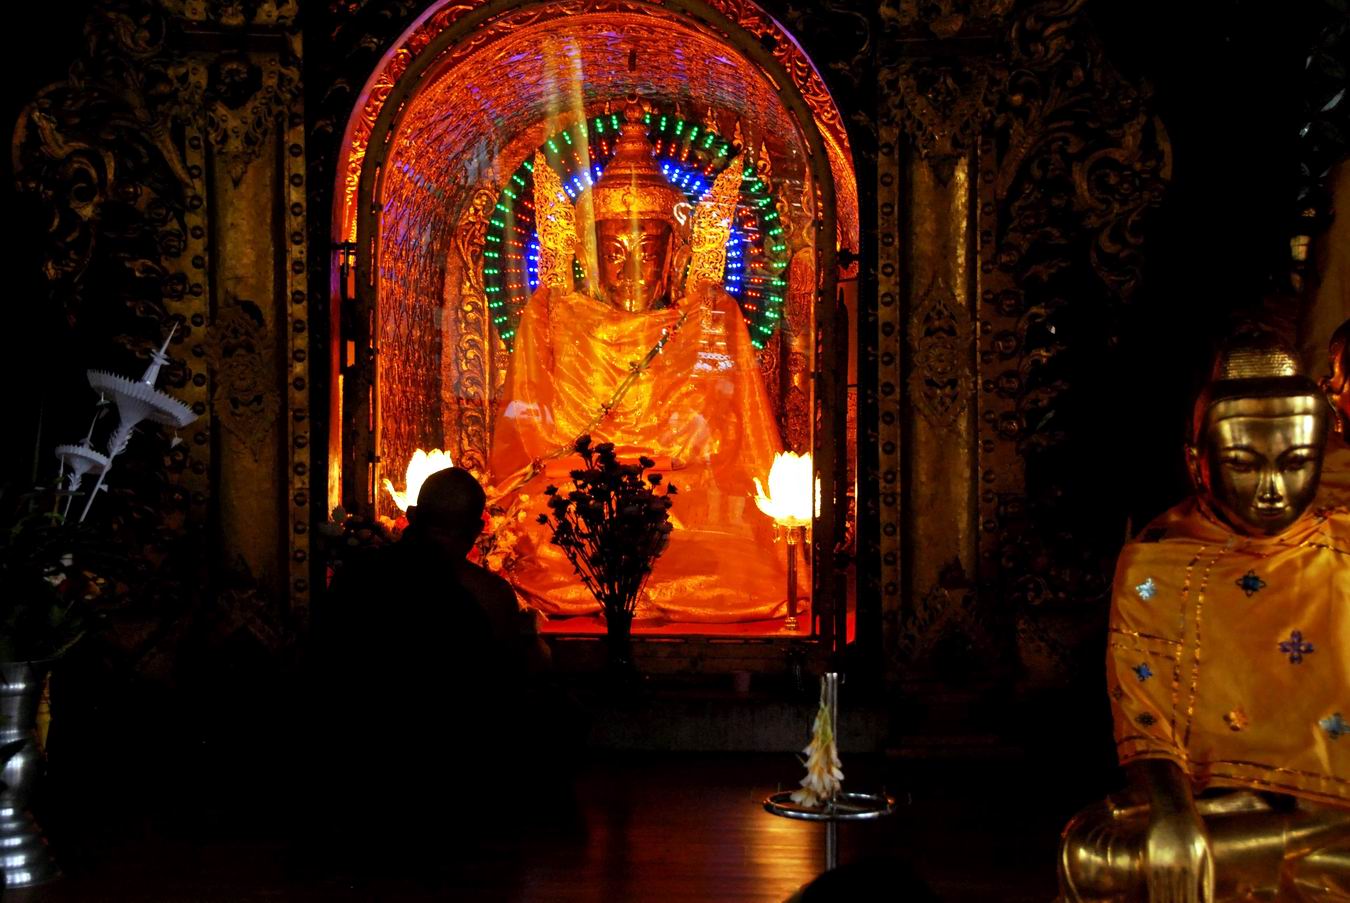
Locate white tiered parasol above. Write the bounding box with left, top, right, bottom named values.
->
left=76, top=328, right=197, bottom=521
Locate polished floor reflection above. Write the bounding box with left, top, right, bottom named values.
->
left=23, top=754, right=1065, bottom=902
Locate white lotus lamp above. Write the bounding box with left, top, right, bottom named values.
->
left=753, top=451, right=814, bottom=528
left=753, top=451, right=813, bottom=631
left=384, top=448, right=454, bottom=512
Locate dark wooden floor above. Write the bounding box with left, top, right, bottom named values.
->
left=10, top=754, right=1066, bottom=902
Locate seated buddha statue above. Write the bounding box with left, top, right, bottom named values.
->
left=1059, top=328, right=1350, bottom=902
left=486, top=100, right=795, bottom=622
left=1318, top=319, right=1350, bottom=507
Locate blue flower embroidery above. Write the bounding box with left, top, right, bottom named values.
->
left=1321, top=713, right=1348, bottom=740
left=1135, top=578, right=1157, bottom=601
left=1236, top=570, right=1266, bottom=597
left=1278, top=630, right=1314, bottom=665
left=1133, top=663, right=1153, bottom=682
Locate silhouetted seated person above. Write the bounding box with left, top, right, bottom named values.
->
left=298, top=468, right=563, bottom=874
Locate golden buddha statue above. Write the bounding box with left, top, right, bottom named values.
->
left=487, top=99, right=795, bottom=622
left=1059, top=327, right=1350, bottom=902
left=1318, top=319, right=1350, bottom=507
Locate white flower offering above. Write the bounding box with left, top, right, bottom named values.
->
left=791, top=673, right=844, bottom=807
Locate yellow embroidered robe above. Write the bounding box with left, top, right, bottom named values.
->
left=1108, top=498, right=1350, bottom=808
left=487, top=287, right=794, bottom=621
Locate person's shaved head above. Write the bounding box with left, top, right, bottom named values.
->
left=411, top=467, right=486, bottom=544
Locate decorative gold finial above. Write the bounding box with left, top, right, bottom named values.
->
left=686, top=157, right=744, bottom=291
left=756, top=141, right=773, bottom=185
left=532, top=151, right=577, bottom=291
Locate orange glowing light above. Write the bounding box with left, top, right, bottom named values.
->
left=384, top=448, right=454, bottom=511
left=753, top=452, right=814, bottom=528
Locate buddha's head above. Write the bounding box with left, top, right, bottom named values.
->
left=584, top=100, right=685, bottom=312
left=1321, top=319, right=1349, bottom=438
left=1187, top=328, right=1330, bottom=536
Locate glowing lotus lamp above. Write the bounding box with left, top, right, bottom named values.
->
left=753, top=451, right=813, bottom=631
left=753, top=452, right=814, bottom=528
left=384, top=448, right=454, bottom=512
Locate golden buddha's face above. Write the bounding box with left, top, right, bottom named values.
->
left=1197, top=396, right=1326, bottom=536
left=595, top=218, right=672, bottom=312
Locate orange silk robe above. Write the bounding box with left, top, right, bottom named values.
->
left=1108, top=498, right=1350, bottom=808
left=488, top=288, right=793, bottom=621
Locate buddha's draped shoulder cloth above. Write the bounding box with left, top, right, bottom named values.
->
left=1108, top=499, right=1350, bottom=807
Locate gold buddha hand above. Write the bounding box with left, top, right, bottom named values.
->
left=1136, top=761, right=1215, bottom=903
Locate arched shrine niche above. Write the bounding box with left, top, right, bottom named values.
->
left=334, top=0, right=857, bottom=633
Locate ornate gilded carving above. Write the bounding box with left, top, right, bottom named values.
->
left=869, top=0, right=1172, bottom=684
left=202, top=47, right=303, bottom=185
left=892, top=559, right=994, bottom=670
left=207, top=300, right=280, bottom=461
left=532, top=153, right=578, bottom=292
left=881, top=0, right=1015, bottom=34
left=977, top=0, right=1171, bottom=682
left=757, top=339, right=782, bottom=427
left=880, top=0, right=1017, bottom=165
left=452, top=184, right=497, bottom=476
left=909, top=280, right=973, bottom=431
left=330, top=0, right=859, bottom=255
left=785, top=246, right=815, bottom=453
left=893, top=61, right=999, bottom=165
left=687, top=156, right=744, bottom=291
left=160, top=0, right=300, bottom=26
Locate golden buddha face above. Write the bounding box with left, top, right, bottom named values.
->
left=595, top=218, right=673, bottom=312
left=1195, top=395, right=1326, bottom=536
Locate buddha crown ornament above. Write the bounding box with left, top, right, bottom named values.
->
left=588, top=97, right=685, bottom=223
left=531, top=95, right=744, bottom=308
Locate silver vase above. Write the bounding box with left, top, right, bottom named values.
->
left=1, top=660, right=61, bottom=889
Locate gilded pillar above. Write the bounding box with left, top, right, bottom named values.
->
left=879, top=9, right=999, bottom=677
left=902, top=155, right=977, bottom=620
left=184, top=2, right=307, bottom=615
left=210, top=157, right=283, bottom=597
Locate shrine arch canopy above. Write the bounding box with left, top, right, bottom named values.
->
left=336, top=0, right=856, bottom=252
left=333, top=0, right=856, bottom=530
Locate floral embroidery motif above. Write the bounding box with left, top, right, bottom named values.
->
left=1278, top=630, right=1315, bottom=665
left=1133, top=663, right=1154, bottom=682
left=1236, top=570, right=1266, bottom=597
left=1320, top=713, right=1348, bottom=740
left=1110, top=685, right=1124, bottom=701
left=1136, top=712, right=1157, bottom=727
left=1224, top=708, right=1249, bottom=732
left=1135, top=578, right=1157, bottom=601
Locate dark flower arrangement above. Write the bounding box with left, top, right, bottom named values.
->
left=0, top=489, right=123, bottom=662
left=536, top=436, right=677, bottom=621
